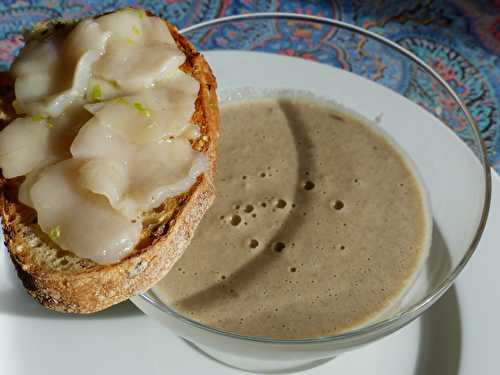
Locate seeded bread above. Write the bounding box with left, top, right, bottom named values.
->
left=0, top=15, right=219, bottom=313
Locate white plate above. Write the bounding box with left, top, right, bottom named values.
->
left=0, top=51, right=497, bottom=375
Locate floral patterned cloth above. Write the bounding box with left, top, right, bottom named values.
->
left=0, top=0, right=498, bottom=172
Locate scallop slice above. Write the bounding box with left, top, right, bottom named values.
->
left=92, top=41, right=184, bottom=92
left=71, top=118, right=207, bottom=220
left=13, top=20, right=110, bottom=117
left=63, top=19, right=111, bottom=62
left=83, top=73, right=199, bottom=144
left=96, top=8, right=146, bottom=46
left=29, top=159, right=141, bottom=265
left=70, top=117, right=134, bottom=160
left=123, top=139, right=207, bottom=216
left=11, top=34, right=62, bottom=77
left=12, top=34, right=64, bottom=110
left=96, top=8, right=177, bottom=47
left=93, top=9, right=184, bottom=92
left=0, top=117, right=55, bottom=178
left=78, top=158, right=129, bottom=209
left=18, top=168, right=42, bottom=207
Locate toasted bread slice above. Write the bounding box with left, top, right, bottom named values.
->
left=0, top=15, right=218, bottom=313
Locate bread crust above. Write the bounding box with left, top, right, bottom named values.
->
left=0, top=17, right=219, bottom=313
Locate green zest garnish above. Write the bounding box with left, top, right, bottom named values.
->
left=133, top=101, right=151, bottom=117
left=31, top=114, right=46, bottom=121
left=136, top=8, right=146, bottom=20
left=126, top=37, right=134, bottom=45
left=49, top=225, right=61, bottom=240
left=131, top=25, right=141, bottom=35
left=31, top=114, right=55, bottom=128
left=90, top=84, right=102, bottom=102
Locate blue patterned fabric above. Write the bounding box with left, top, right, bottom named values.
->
left=0, top=0, right=498, bottom=172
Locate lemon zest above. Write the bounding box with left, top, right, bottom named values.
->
left=136, top=9, right=146, bottom=20
left=132, top=25, right=141, bottom=36
left=90, top=84, right=102, bottom=102
left=31, top=114, right=46, bottom=121
left=49, top=225, right=61, bottom=240
left=31, top=114, right=55, bottom=128
left=133, top=101, right=151, bottom=118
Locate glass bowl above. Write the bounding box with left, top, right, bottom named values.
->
left=131, top=13, right=491, bottom=373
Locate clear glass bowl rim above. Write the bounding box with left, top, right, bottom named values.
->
left=139, top=12, right=492, bottom=345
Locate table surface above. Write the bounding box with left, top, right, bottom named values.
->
left=0, top=1, right=498, bottom=172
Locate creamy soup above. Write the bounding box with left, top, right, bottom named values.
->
left=153, top=97, right=430, bottom=339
